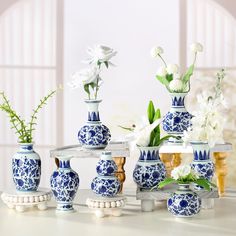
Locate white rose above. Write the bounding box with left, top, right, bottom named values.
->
left=171, top=168, right=180, bottom=180
left=87, top=45, right=117, bottom=64
left=169, top=78, right=184, bottom=92
left=166, top=64, right=179, bottom=74
left=156, top=66, right=167, bottom=77
left=190, top=42, right=203, bottom=53
left=150, top=46, right=164, bottom=58
left=69, top=67, right=99, bottom=89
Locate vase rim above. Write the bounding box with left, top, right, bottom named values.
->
left=137, top=145, right=160, bottom=151
left=84, top=99, right=102, bottom=103
left=55, top=154, right=73, bottom=159
left=169, top=92, right=188, bottom=96
left=18, top=142, right=34, bottom=146
left=190, top=141, right=208, bottom=145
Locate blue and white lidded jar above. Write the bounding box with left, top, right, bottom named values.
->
left=190, top=142, right=214, bottom=190
left=12, top=143, right=41, bottom=191
left=50, top=155, right=80, bottom=212
left=91, top=151, right=121, bottom=197
left=162, top=92, right=192, bottom=143
left=167, top=184, right=201, bottom=217
left=78, top=99, right=111, bottom=149
left=133, top=146, right=166, bottom=189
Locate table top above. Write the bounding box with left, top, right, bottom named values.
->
left=0, top=189, right=236, bottom=236
left=50, top=141, right=232, bottom=158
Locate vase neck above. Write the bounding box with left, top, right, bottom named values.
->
left=191, top=142, right=210, bottom=161
left=18, top=143, right=34, bottom=152
left=101, top=151, right=112, bottom=160
left=59, top=159, right=71, bottom=169
left=139, top=147, right=160, bottom=161
left=85, top=100, right=101, bottom=122
left=178, top=184, right=190, bottom=191
left=170, top=93, right=187, bottom=107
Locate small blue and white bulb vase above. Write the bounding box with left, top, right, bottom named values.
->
left=133, top=146, right=166, bottom=189
left=50, top=155, right=79, bottom=212
left=190, top=142, right=214, bottom=190
left=12, top=143, right=41, bottom=191
left=162, top=92, right=193, bottom=143
left=167, top=184, right=201, bottom=217
left=91, top=151, right=121, bottom=197
left=78, top=99, right=111, bottom=149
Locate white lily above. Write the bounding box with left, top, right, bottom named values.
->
left=156, top=66, right=167, bottom=77
left=150, top=46, right=164, bottom=58
left=166, top=64, right=179, bottom=74
left=190, top=42, right=203, bottom=53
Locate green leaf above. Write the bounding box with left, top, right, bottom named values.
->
left=104, top=61, right=109, bottom=68
left=166, top=74, right=173, bottom=82
left=182, top=64, right=194, bottom=85
left=153, top=108, right=161, bottom=121
left=156, top=75, right=170, bottom=87
left=147, top=101, right=155, bottom=124
left=158, top=178, right=177, bottom=189
left=118, top=125, right=134, bottom=132
left=84, top=84, right=90, bottom=96
left=195, top=179, right=211, bottom=191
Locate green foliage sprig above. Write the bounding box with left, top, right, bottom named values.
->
left=0, top=89, right=58, bottom=143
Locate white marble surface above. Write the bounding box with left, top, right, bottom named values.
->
left=0, top=189, right=236, bottom=236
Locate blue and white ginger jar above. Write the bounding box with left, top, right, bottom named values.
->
left=12, top=143, right=41, bottom=191
left=91, top=151, right=121, bottom=197
left=50, top=155, right=80, bottom=211
left=162, top=92, right=192, bottom=143
left=78, top=99, right=111, bottom=149
left=133, top=146, right=166, bottom=189
left=167, top=184, right=201, bottom=217
left=190, top=142, right=214, bottom=190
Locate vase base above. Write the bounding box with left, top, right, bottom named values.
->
left=56, top=203, right=75, bottom=212
left=81, top=145, right=107, bottom=150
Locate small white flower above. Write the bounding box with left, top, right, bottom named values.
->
left=169, top=78, right=184, bottom=92
left=156, top=66, right=167, bottom=77
left=166, top=64, right=179, bottom=74
left=86, top=45, right=117, bottom=64
left=190, top=42, right=203, bottom=53
left=68, top=67, right=99, bottom=89
left=150, top=46, right=164, bottom=58
left=171, top=165, right=191, bottom=180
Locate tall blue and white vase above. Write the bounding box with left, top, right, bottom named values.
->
left=50, top=155, right=80, bottom=212
left=133, top=146, right=166, bottom=189
left=190, top=142, right=214, bottom=190
left=91, top=151, right=121, bottom=197
left=162, top=92, right=193, bottom=143
left=12, top=143, right=41, bottom=191
left=78, top=99, right=111, bottom=149
left=167, top=184, right=201, bottom=217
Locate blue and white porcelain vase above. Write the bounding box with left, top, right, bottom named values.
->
left=50, top=155, right=80, bottom=212
left=167, top=184, right=201, bottom=217
left=78, top=99, right=111, bottom=149
left=91, top=151, right=121, bottom=197
left=190, top=142, right=214, bottom=189
left=12, top=143, right=41, bottom=191
left=162, top=92, right=192, bottom=143
left=133, top=146, right=166, bottom=189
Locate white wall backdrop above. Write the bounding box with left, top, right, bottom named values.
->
left=63, top=0, right=180, bottom=189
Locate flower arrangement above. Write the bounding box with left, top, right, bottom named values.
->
left=156, top=165, right=216, bottom=191
left=151, top=42, right=203, bottom=92
left=183, top=69, right=227, bottom=147
left=68, top=45, right=117, bottom=99
left=0, top=89, right=58, bottom=143
left=121, top=101, right=178, bottom=146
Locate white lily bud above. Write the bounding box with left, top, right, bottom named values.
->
left=190, top=42, right=203, bottom=53
left=156, top=66, right=167, bottom=77
left=169, top=78, right=184, bottom=92
left=150, top=46, right=164, bottom=58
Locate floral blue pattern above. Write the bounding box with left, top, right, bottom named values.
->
left=12, top=144, right=41, bottom=191
left=167, top=184, right=201, bottom=217
left=50, top=157, right=79, bottom=211
left=91, top=151, right=121, bottom=197
left=133, top=147, right=166, bottom=189
left=162, top=93, right=192, bottom=141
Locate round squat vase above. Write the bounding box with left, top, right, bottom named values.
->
left=78, top=99, right=111, bottom=149
left=133, top=146, right=166, bottom=189
left=91, top=151, right=121, bottom=197
left=12, top=143, right=41, bottom=191
left=50, top=155, right=80, bottom=212
left=162, top=92, right=192, bottom=143
left=167, top=184, right=201, bottom=217
left=190, top=142, right=214, bottom=189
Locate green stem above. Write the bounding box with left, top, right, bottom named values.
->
left=158, top=54, right=167, bottom=67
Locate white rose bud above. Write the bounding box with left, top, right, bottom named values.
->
left=166, top=64, right=179, bottom=74
left=156, top=66, right=167, bottom=77
left=150, top=46, right=164, bottom=58
left=190, top=42, right=203, bottom=53
left=169, top=78, right=184, bottom=92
